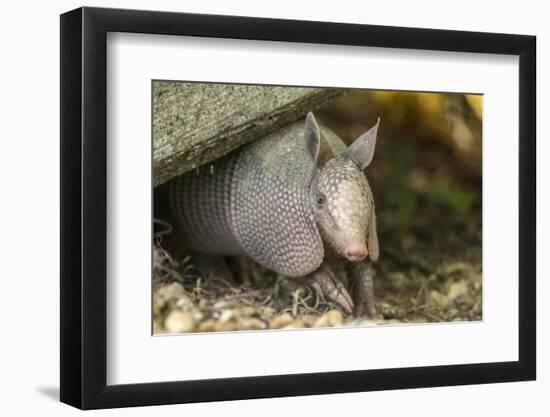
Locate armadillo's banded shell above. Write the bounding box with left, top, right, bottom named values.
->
left=170, top=154, right=243, bottom=255
left=230, top=148, right=324, bottom=277
left=170, top=121, right=326, bottom=277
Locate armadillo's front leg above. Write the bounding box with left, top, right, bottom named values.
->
left=307, top=263, right=354, bottom=315
left=346, top=260, right=376, bottom=318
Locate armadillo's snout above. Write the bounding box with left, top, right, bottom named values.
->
left=344, top=243, right=368, bottom=262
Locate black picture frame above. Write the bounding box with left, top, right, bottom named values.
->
left=60, top=6, right=536, bottom=410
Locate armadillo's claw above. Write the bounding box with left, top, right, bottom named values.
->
left=307, top=266, right=354, bottom=315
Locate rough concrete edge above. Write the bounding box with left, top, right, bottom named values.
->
left=153, top=89, right=346, bottom=186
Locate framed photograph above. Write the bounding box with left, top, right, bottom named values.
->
left=60, top=6, right=536, bottom=409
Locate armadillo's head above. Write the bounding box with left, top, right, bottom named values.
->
left=305, top=113, right=380, bottom=263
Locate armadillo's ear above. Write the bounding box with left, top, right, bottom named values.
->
left=344, top=118, right=380, bottom=170
left=304, top=112, right=331, bottom=168
left=367, top=209, right=379, bottom=262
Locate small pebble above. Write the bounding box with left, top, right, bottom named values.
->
left=258, top=306, right=276, bottom=319
left=164, top=310, right=195, bottom=333
left=281, top=320, right=306, bottom=329
left=313, top=309, right=344, bottom=327
left=175, top=294, right=195, bottom=311
left=429, top=290, right=453, bottom=311
left=197, top=319, right=217, bottom=332
left=219, top=310, right=234, bottom=323
left=238, top=306, right=257, bottom=317
left=153, top=320, right=165, bottom=334
left=455, top=293, right=474, bottom=310
left=301, top=315, right=320, bottom=327
left=154, top=282, right=185, bottom=306
left=238, top=318, right=267, bottom=330
left=213, top=300, right=229, bottom=309
left=446, top=308, right=460, bottom=319
left=448, top=281, right=469, bottom=300
left=191, top=308, right=205, bottom=322
left=214, top=321, right=238, bottom=332
left=269, top=313, right=294, bottom=329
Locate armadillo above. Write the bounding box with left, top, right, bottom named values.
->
left=169, top=113, right=380, bottom=316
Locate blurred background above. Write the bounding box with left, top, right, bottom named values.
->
left=316, top=90, right=482, bottom=323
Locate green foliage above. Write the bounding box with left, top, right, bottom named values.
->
left=426, top=179, right=474, bottom=213
left=384, top=142, right=417, bottom=225
left=391, top=142, right=416, bottom=181
left=385, top=185, right=418, bottom=225
left=383, top=142, right=475, bottom=225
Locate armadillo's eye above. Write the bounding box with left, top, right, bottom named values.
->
left=316, top=194, right=325, bottom=208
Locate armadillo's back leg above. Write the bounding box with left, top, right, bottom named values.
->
left=345, top=260, right=377, bottom=318
left=190, top=251, right=235, bottom=285
left=307, top=263, right=354, bottom=315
